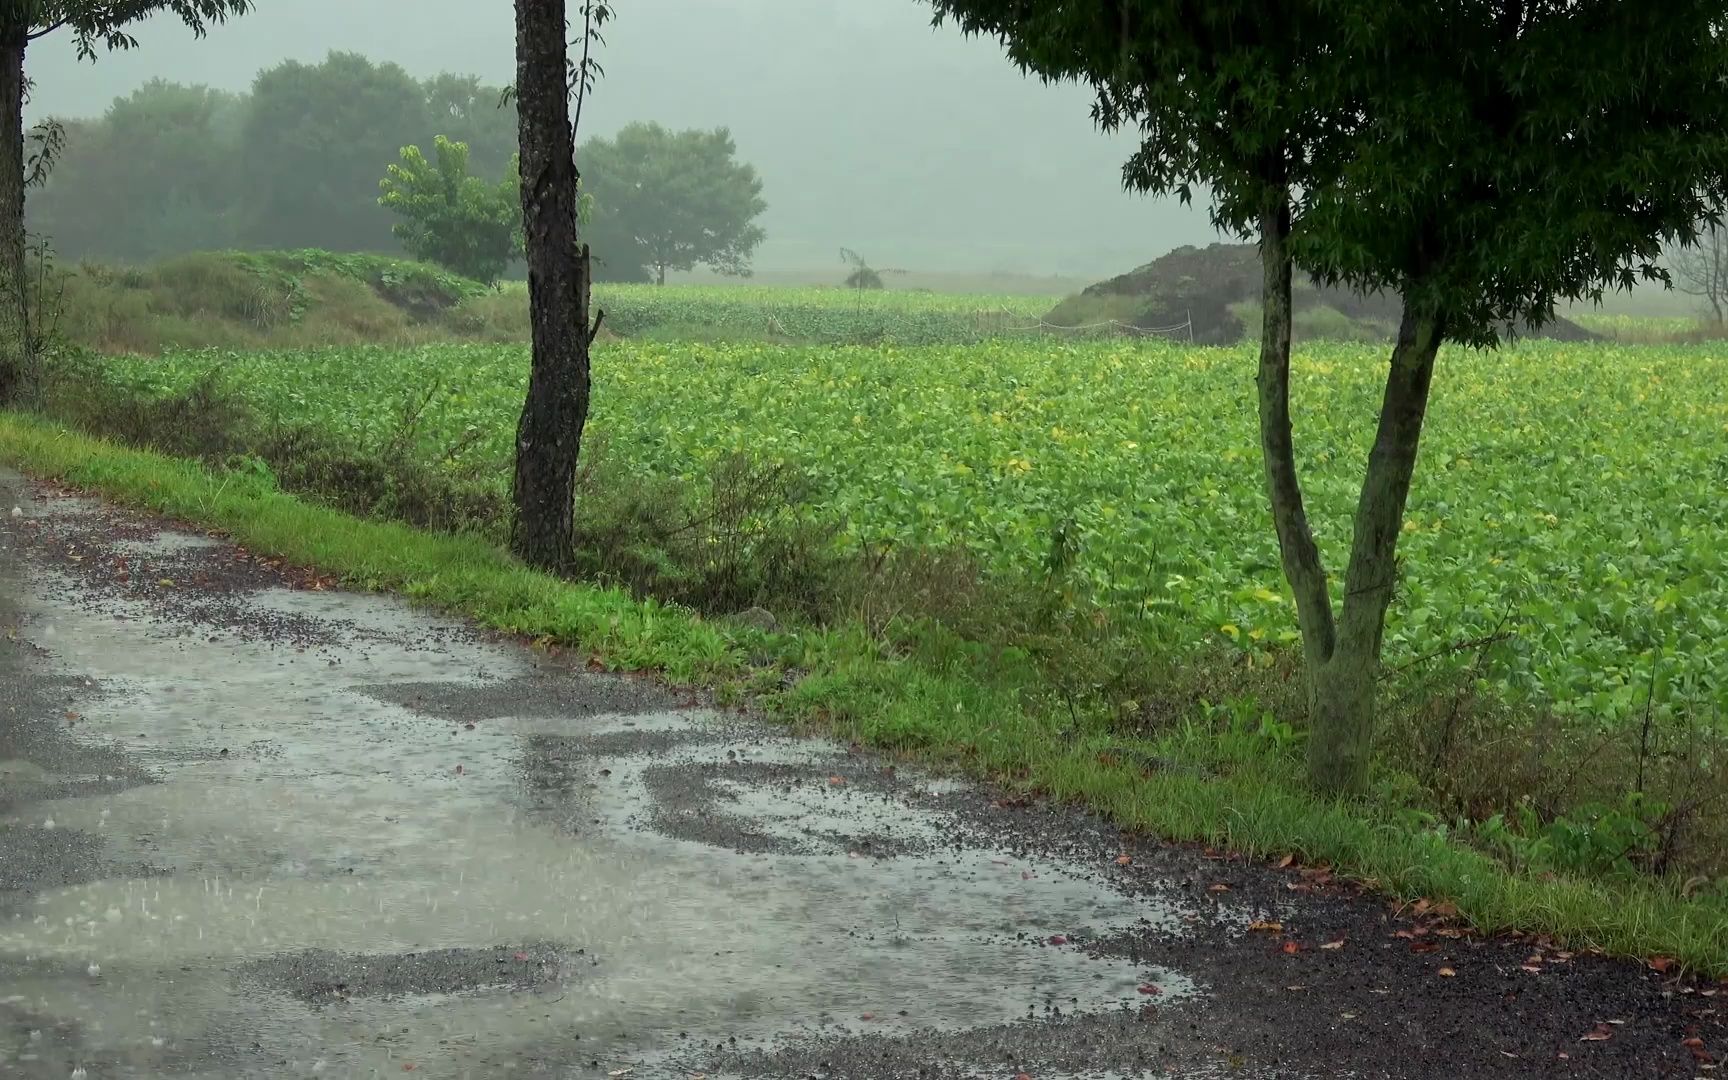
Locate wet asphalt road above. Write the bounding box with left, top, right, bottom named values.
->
left=0, top=466, right=1722, bottom=1079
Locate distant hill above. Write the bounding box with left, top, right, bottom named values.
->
left=1046, top=243, right=1600, bottom=345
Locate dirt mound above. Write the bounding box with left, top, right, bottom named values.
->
left=1049, top=243, right=1598, bottom=345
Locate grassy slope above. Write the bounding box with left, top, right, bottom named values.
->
left=53, top=250, right=1060, bottom=354
left=3, top=412, right=1723, bottom=975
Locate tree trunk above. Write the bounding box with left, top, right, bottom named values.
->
left=1307, top=299, right=1446, bottom=794
left=0, top=27, right=30, bottom=407
left=1254, top=189, right=1447, bottom=795
left=1255, top=193, right=1336, bottom=679
left=655, top=263, right=665, bottom=286
left=510, top=0, right=593, bottom=573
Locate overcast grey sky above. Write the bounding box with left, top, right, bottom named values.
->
left=27, top=0, right=1221, bottom=275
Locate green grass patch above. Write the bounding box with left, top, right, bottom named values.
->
left=49, top=249, right=1061, bottom=354
left=3, top=412, right=1725, bottom=975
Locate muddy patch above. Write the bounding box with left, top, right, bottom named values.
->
left=359, top=673, right=686, bottom=723
left=238, top=941, right=579, bottom=1005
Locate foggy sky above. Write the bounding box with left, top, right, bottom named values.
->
left=26, top=0, right=1221, bottom=276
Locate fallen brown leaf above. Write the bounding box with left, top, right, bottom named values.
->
left=1648, top=956, right=1676, bottom=974
left=1437, top=967, right=1457, bottom=977
left=1248, top=920, right=1284, bottom=933
left=1276, top=853, right=1295, bottom=869
left=1282, top=941, right=1302, bottom=955
left=1115, top=854, right=1133, bottom=866
left=1320, top=939, right=1346, bottom=951
left=1208, top=883, right=1231, bottom=893
left=1580, top=1024, right=1614, bottom=1042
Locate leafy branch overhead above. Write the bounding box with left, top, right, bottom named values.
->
left=497, top=0, right=612, bottom=120
left=34, top=1, right=255, bottom=56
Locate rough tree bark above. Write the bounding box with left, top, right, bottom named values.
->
left=510, top=0, right=597, bottom=572
left=1309, top=300, right=1444, bottom=792
left=1255, top=191, right=1447, bottom=795
left=0, top=24, right=30, bottom=406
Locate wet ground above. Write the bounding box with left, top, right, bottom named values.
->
left=0, top=466, right=1721, bottom=1079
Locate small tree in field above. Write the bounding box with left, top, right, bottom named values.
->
left=1674, top=225, right=1728, bottom=325
left=934, top=0, right=1728, bottom=793
left=379, top=136, right=521, bottom=285
left=0, top=1, right=252, bottom=403
left=583, top=122, right=766, bottom=285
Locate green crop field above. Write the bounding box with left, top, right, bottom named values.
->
left=96, top=336, right=1728, bottom=730
left=585, top=283, right=1060, bottom=343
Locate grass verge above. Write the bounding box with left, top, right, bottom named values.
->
left=2, top=410, right=1724, bottom=976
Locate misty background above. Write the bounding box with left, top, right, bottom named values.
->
left=24, top=0, right=1225, bottom=281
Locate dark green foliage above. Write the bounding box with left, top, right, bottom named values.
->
left=421, top=73, right=520, bottom=180
left=28, top=58, right=768, bottom=289
left=29, top=81, right=245, bottom=260
left=933, top=0, right=1728, bottom=345
left=238, top=52, right=433, bottom=252
left=47, top=1, right=255, bottom=57
left=32, top=56, right=521, bottom=265
left=581, top=122, right=767, bottom=285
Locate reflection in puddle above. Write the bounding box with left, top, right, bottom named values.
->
left=1, top=527, right=1205, bottom=1078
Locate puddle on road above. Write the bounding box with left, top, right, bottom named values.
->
left=0, top=524, right=1206, bottom=1079
left=110, top=533, right=225, bottom=559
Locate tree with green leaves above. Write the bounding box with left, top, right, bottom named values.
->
left=239, top=51, right=430, bottom=252
left=379, top=136, right=521, bottom=285
left=509, top=0, right=609, bottom=572
left=421, top=72, right=519, bottom=180
left=0, top=1, right=252, bottom=403
left=581, top=122, right=765, bottom=285
left=932, top=0, right=1728, bottom=793
left=31, top=79, right=245, bottom=260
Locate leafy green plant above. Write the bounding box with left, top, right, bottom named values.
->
left=378, top=136, right=522, bottom=285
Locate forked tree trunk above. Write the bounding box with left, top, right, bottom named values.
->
left=1309, top=300, right=1445, bottom=792
left=1255, top=194, right=1336, bottom=677
left=0, top=27, right=30, bottom=406
left=510, top=0, right=594, bottom=572
left=1254, top=192, right=1446, bottom=795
